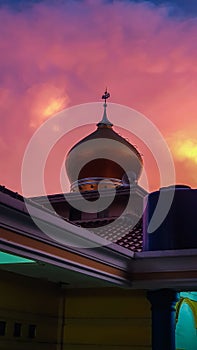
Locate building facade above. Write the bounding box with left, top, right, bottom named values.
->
left=1, top=94, right=197, bottom=349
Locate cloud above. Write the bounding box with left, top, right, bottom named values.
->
left=167, top=129, right=197, bottom=187
left=26, top=83, right=69, bottom=128
left=0, top=0, right=197, bottom=193
left=168, top=129, right=197, bottom=163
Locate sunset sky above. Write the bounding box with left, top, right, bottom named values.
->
left=0, top=0, right=197, bottom=195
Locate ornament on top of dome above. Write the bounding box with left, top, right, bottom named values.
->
left=97, top=88, right=113, bottom=128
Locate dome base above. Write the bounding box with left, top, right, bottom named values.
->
left=70, top=177, right=122, bottom=192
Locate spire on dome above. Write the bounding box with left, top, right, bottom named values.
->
left=97, top=88, right=113, bottom=127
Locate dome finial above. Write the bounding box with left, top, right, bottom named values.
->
left=102, top=87, right=110, bottom=104
left=97, top=88, right=113, bottom=127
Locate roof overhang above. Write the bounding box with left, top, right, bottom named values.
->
left=1, top=189, right=197, bottom=290
left=0, top=191, right=133, bottom=288
left=130, top=249, right=197, bottom=290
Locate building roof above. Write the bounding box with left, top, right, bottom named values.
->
left=0, top=185, right=143, bottom=253
left=0, top=185, right=24, bottom=201
left=30, top=184, right=146, bottom=252
left=2, top=185, right=197, bottom=290
left=74, top=216, right=143, bottom=252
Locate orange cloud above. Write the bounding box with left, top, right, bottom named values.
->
left=167, top=130, right=197, bottom=187
left=168, top=130, right=197, bottom=164
left=26, top=83, right=69, bottom=128
left=173, top=139, right=197, bottom=164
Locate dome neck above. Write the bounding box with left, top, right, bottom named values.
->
left=97, top=101, right=113, bottom=128
left=70, top=177, right=122, bottom=192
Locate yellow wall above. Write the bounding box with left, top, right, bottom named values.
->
left=0, top=270, right=151, bottom=350
left=63, top=288, right=151, bottom=350
left=0, top=269, right=62, bottom=350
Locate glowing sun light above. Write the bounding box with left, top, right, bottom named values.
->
left=172, top=138, right=197, bottom=164
left=43, top=98, right=65, bottom=117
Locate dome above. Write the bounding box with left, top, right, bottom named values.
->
left=65, top=92, right=143, bottom=192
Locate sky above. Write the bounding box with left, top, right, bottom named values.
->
left=0, top=0, right=197, bottom=195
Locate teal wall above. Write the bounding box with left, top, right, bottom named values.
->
left=176, top=294, right=197, bottom=350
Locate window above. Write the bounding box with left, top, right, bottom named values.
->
left=28, top=324, right=36, bottom=339
left=0, top=321, right=6, bottom=336
left=13, top=323, right=22, bottom=337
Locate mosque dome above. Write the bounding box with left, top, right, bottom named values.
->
left=65, top=91, right=143, bottom=192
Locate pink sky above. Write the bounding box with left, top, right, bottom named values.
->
left=0, top=0, right=197, bottom=195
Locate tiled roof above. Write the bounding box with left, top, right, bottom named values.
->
left=0, top=185, right=143, bottom=253
left=74, top=215, right=143, bottom=252
left=115, top=218, right=143, bottom=252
